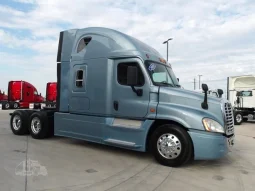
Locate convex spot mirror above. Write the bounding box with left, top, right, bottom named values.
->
left=217, top=89, right=223, bottom=97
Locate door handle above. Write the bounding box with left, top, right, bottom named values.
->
left=113, top=101, right=118, bottom=111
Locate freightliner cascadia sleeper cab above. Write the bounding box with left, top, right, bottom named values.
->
left=9, top=27, right=235, bottom=167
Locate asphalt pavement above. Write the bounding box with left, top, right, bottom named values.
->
left=0, top=109, right=255, bottom=191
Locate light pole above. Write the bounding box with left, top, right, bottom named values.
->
left=198, top=75, right=202, bottom=89
left=163, top=38, right=173, bottom=61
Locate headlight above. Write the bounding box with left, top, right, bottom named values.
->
left=202, top=118, right=225, bottom=133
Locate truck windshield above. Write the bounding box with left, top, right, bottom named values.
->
left=145, top=61, right=180, bottom=87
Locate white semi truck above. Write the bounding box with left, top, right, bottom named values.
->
left=227, top=75, right=255, bottom=125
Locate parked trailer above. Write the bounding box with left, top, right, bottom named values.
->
left=1, top=80, right=45, bottom=110
left=227, top=75, right=255, bottom=125
left=9, top=27, right=235, bottom=167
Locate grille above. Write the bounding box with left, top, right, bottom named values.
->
left=224, top=102, right=234, bottom=135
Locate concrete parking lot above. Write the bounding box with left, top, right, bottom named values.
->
left=0, top=109, right=254, bottom=191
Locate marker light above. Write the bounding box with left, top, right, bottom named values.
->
left=159, top=58, right=166, bottom=64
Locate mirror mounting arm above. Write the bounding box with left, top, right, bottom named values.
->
left=201, top=83, right=209, bottom=110
left=201, top=92, right=208, bottom=110
left=131, top=86, right=143, bottom=96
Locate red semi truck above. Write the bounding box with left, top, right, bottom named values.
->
left=29, top=82, right=57, bottom=109
left=0, top=80, right=44, bottom=109
left=0, top=90, right=8, bottom=100
left=45, top=82, right=57, bottom=108
left=0, top=90, right=8, bottom=109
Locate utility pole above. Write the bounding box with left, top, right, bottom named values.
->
left=193, top=78, right=196, bottom=90
left=198, top=75, right=202, bottom=89
left=163, top=38, right=173, bottom=61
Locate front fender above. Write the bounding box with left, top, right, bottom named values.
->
left=156, top=103, right=223, bottom=131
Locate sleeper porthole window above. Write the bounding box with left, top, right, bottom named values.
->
left=77, top=37, right=92, bottom=53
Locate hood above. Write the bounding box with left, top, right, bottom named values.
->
left=160, top=87, right=221, bottom=103
left=36, top=95, right=45, bottom=102
left=159, top=87, right=223, bottom=117
left=0, top=93, right=8, bottom=101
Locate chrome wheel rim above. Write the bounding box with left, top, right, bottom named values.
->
left=31, top=117, right=41, bottom=134
left=157, top=133, right=182, bottom=159
left=13, top=115, right=21, bottom=131
left=236, top=114, right=242, bottom=123
left=5, top=103, right=9, bottom=109
left=14, top=103, right=18, bottom=108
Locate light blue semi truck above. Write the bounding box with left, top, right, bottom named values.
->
left=9, top=27, right=235, bottom=167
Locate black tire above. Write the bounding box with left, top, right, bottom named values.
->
left=10, top=110, right=30, bottom=135
left=13, top=102, right=19, bottom=109
left=28, top=111, right=50, bottom=139
left=234, top=112, right=243, bottom=125
left=4, top=102, right=10, bottom=109
left=150, top=124, right=193, bottom=167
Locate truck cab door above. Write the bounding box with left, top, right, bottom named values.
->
left=111, top=58, right=150, bottom=119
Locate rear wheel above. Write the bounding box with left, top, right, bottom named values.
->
left=29, top=112, right=50, bottom=139
left=150, top=124, right=193, bottom=167
left=10, top=110, right=30, bottom=135
left=234, top=112, right=243, bottom=125
left=13, top=102, right=19, bottom=109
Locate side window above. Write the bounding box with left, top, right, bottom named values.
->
left=117, top=62, right=145, bottom=86
left=241, top=91, right=253, bottom=96
left=75, top=69, right=84, bottom=87
left=77, top=37, right=92, bottom=53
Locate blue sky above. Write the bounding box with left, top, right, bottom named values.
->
left=0, top=0, right=255, bottom=96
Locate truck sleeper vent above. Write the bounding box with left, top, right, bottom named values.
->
left=224, top=102, right=234, bottom=135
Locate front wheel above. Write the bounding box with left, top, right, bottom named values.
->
left=234, top=112, right=243, bottom=125
left=4, top=102, right=10, bottom=109
left=150, top=124, right=193, bottom=167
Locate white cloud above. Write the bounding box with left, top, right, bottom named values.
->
left=0, top=0, right=255, bottom=95
left=13, top=0, right=36, bottom=4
